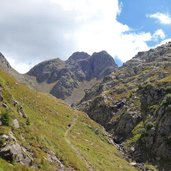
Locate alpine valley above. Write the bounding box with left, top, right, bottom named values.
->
left=1, top=42, right=171, bottom=171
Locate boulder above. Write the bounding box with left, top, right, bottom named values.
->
left=0, top=143, right=32, bottom=165
left=17, top=106, right=28, bottom=118
left=2, top=103, right=8, bottom=108
left=13, top=100, right=18, bottom=107
left=0, top=131, right=33, bottom=166
left=13, top=119, right=20, bottom=129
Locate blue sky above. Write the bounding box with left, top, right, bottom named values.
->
left=0, top=0, right=171, bottom=73
left=118, top=0, right=171, bottom=47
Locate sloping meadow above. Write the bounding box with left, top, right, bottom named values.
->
left=0, top=69, right=136, bottom=171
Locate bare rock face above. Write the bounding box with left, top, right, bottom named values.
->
left=27, top=58, right=65, bottom=83
left=131, top=84, right=171, bottom=163
left=90, top=51, right=117, bottom=79
left=27, top=51, right=118, bottom=101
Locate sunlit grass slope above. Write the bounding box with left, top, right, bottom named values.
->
left=0, top=69, right=137, bottom=171
left=160, top=74, right=171, bottom=82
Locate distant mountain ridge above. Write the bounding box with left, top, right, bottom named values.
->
left=27, top=51, right=118, bottom=103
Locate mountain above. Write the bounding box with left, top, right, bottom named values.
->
left=2, top=41, right=171, bottom=170
left=77, top=42, right=171, bottom=170
left=27, top=51, right=118, bottom=104
left=0, top=53, right=18, bottom=76
left=0, top=53, right=10, bottom=69
left=0, top=56, right=136, bottom=170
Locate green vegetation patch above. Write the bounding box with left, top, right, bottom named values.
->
left=160, top=74, right=171, bottom=82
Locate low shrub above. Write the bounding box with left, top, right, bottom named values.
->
left=1, top=111, right=10, bottom=126
left=145, top=121, right=154, bottom=130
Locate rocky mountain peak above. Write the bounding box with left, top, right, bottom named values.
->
left=92, top=50, right=112, bottom=57
left=28, top=58, right=65, bottom=83
left=67, top=52, right=90, bottom=63
left=27, top=51, right=118, bottom=102
left=91, top=50, right=118, bottom=69
left=90, top=51, right=118, bottom=78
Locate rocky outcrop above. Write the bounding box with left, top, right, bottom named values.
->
left=130, top=84, right=171, bottom=163
left=77, top=42, right=171, bottom=169
left=0, top=131, right=33, bottom=166
left=78, top=41, right=171, bottom=131
left=13, top=119, right=20, bottom=129
left=78, top=83, right=142, bottom=143
left=17, top=105, right=28, bottom=118
left=27, top=51, right=117, bottom=102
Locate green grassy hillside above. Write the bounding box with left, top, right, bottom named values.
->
left=0, top=69, right=136, bottom=171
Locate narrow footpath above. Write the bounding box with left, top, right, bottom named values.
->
left=64, top=115, right=94, bottom=171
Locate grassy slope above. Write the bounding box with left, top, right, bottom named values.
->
left=160, top=74, right=171, bottom=82
left=0, top=69, right=137, bottom=171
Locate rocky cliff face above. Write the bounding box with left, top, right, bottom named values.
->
left=132, top=84, right=171, bottom=161
left=27, top=51, right=117, bottom=103
left=77, top=42, right=171, bottom=170
left=0, top=53, right=13, bottom=71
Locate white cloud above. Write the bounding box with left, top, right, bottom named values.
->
left=51, top=0, right=121, bottom=18
left=0, top=0, right=167, bottom=73
left=41, top=0, right=153, bottom=63
left=8, top=59, right=32, bottom=74
left=111, top=32, right=152, bottom=62
left=155, top=38, right=171, bottom=47
left=152, top=29, right=166, bottom=41
left=148, top=12, right=171, bottom=25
